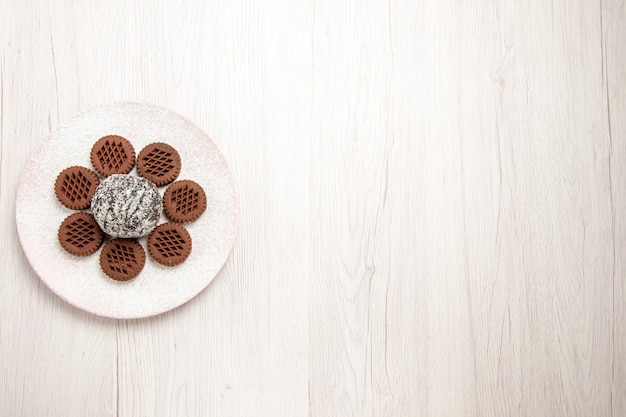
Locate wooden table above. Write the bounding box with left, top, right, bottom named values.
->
left=1, top=1, right=625, bottom=416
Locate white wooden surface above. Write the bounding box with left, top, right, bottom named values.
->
left=1, top=0, right=625, bottom=416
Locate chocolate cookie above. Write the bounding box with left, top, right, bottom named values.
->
left=147, top=222, right=192, bottom=266
left=136, top=142, right=181, bottom=186
left=99, top=239, right=146, bottom=281
left=54, top=166, right=100, bottom=210
left=162, top=180, right=207, bottom=223
left=58, top=212, right=104, bottom=256
left=90, top=135, right=136, bottom=177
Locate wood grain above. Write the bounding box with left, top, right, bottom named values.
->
left=1, top=0, right=624, bottom=416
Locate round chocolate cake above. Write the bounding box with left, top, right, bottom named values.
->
left=91, top=174, right=162, bottom=238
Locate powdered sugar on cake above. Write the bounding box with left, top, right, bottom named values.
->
left=91, top=174, right=162, bottom=238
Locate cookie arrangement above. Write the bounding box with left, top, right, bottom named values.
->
left=55, top=136, right=206, bottom=281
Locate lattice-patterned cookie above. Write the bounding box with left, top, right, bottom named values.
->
left=147, top=222, right=192, bottom=266
left=136, top=142, right=181, bottom=186
left=90, top=135, right=136, bottom=177
left=162, top=180, right=207, bottom=223
left=58, top=212, right=104, bottom=256
left=99, top=239, right=146, bottom=281
left=54, top=166, right=100, bottom=210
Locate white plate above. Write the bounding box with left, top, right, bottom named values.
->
left=16, top=102, right=238, bottom=319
